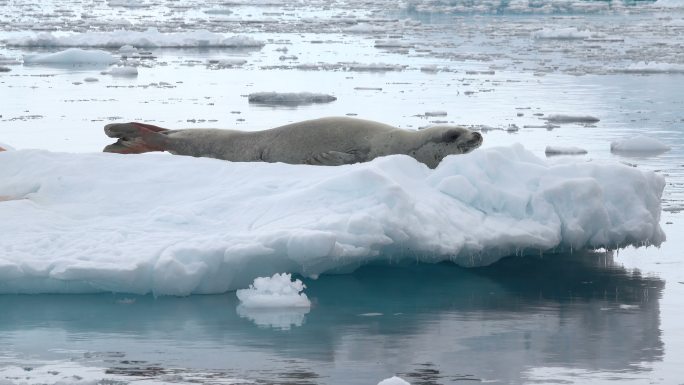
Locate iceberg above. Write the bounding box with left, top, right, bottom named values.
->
left=0, top=145, right=665, bottom=295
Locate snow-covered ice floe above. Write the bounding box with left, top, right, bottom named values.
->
left=6, top=28, right=265, bottom=48
left=0, top=145, right=665, bottom=295
left=247, top=92, right=337, bottom=105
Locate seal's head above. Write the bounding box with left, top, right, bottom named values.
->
left=412, top=126, right=482, bottom=168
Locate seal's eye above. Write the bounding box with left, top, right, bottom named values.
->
left=442, top=130, right=461, bottom=142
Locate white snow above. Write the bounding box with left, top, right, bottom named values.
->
left=23, top=48, right=119, bottom=66
left=7, top=28, right=265, bottom=48
left=236, top=273, right=310, bottom=308
left=610, top=135, right=672, bottom=154
left=247, top=92, right=337, bottom=105
left=378, top=376, right=411, bottom=385
left=545, top=146, right=588, bottom=155
left=0, top=145, right=665, bottom=295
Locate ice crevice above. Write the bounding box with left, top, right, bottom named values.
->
left=0, top=144, right=666, bottom=295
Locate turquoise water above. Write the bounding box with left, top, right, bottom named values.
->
left=0, top=252, right=671, bottom=384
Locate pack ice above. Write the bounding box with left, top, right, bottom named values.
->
left=0, top=145, right=665, bottom=295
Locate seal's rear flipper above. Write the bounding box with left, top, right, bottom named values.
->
left=103, top=122, right=171, bottom=154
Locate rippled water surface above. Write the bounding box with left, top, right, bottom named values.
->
left=1, top=0, right=684, bottom=383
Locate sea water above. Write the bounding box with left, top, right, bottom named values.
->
left=1, top=0, right=684, bottom=383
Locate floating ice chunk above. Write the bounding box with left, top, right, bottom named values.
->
left=532, top=28, right=592, bottom=40
left=347, top=62, right=407, bottom=72
left=236, top=273, right=311, bottom=308
left=204, top=8, right=234, bottom=15
left=209, top=58, right=247, bottom=68
left=610, top=135, right=671, bottom=154
left=424, top=111, right=448, bottom=117
left=612, top=62, right=684, bottom=74
left=23, top=48, right=118, bottom=66
left=247, top=92, right=337, bottom=105
left=545, top=146, right=588, bottom=156
left=374, top=40, right=413, bottom=48
left=544, top=114, right=600, bottom=124
left=420, top=65, right=439, bottom=73
left=101, top=65, right=138, bottom=77
left=378, top=376, right=411, bottom=385
left=108, top=0, right=149, bottom=8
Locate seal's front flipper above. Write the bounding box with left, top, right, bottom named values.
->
left=103, top=122, right=171, bottom=154
left=307, top=150, right=365, bottom=166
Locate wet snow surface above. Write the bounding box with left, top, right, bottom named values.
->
left=2, top=0, right=684, bottom=384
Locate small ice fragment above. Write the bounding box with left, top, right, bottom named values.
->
left=247, top=92, right=336, bottom=105
left=378, top=376, right=411, bottom=385
left=619, top=304, right=639, bottom=310
left=358, top=312, right=383, bottom=317
left=425, top=111, right=447, bottom=117
left=236, top=273, right=311, bottom=308
left=84, top=77, right=99, bottom=82
left=545, top=146, right=588, bottom=156
left=610, top=135, right=671, bottom=154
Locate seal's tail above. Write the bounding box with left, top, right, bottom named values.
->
left=103, top=122, right=171, bottom=154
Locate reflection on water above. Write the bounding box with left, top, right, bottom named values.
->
left=0, top=251, right=663, bottom=384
